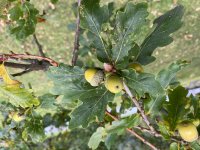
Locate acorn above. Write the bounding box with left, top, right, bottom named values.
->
left=129, top=62, right=144, bottom=73
left=105, top=75, right=123, bottom=94
left=84, top=68, right=104, bottom=86
left=177, top=122, right=199, bottom=142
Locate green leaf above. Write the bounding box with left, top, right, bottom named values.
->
left=123, top=69, right=165, bottom=115
left=170, top=142, right=178, bottom=150
left=55, top=95, right=78, bottom=110
left=34, top=94, right=58, bottom=116
left=157, top=122, right=171, bottom=139
left=144, top=95, right=166, bottom=115
left=156, top=60, right=189, bottom=89
left=0, top=85, right=40, bottom=108
left=112, top=44, right=140, bottom=69
left=123, top=69, right=164, bottom=97
left=106, top=114, right=140, bottom=135
left=48, top=65, right=89, bottom=110
left=144, top=61, right=188, bottom=116
left=190, top=95, right=200, bottom=119
left=137, top=5, right=184, bottom=65
left=47, top=64, right=84, bottom=95
left=10, top=2, right=39, bottom=39
left=105, top=133, right=117, bottom=150
left=88, top=127, right=107, bottom=150
left=22, top=114, right=45, bottom=143
left=190, top=141, right=200, bottom=150
left=112, top=3, right=148, bottom=67
left=9, top=5, right=23, bottom=21
left=47, top=65, right=85, bottom=108
left=48, top=64, right=115, bottom=128
left=80, top=0, right=111, bottom=62
left=69, top=86, right=114, bottom=128
left=164, top=86, right=189, bottom=131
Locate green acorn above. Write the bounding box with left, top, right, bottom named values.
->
left=84, top=68, right=104, bottom=86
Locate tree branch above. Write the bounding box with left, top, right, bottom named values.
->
left=123, top=82, right=157, bottom=135
left=71, top=0, right=81, bottom=66
left=3, top=62, right=31, bottom=69
left=33, top=34, right=45, bottom=57
left=134, top=126, right=162, bottom=137
left=0, top=53, right=58, bottom=67
left=0, top=53, right=59, bottom=76
left=134, top=126, right=186, bottom=145
left=106, top=111, right=185, bottom=147
left=105, top=111, right=159, bottom=150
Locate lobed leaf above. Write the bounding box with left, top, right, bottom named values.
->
left=106, top=114, right=141, bottom=135
left=0, top=85, right=40, bottom=108
left=144, top=95, right=166, bottom=115
left=164, top=86, right=189, bottom=131
left=69, top=86, right=114, bottom=129
left=137, top=5, right=184, bottom=65
left=34, top=94, right=58, bottom=117
left=112, top=3, right=148, bottom=67
left=47, top=64, right=84, bottom=95
left=88, top=127, right=107, bottom=150
left=9, top=2, right=39, bottom=39
left=123, top=69, right=164, bottom=97
left=80, top=0, right=111, bottom=62
left=156, top=60, right=189, bottom=89
left=9, top=4, right=23, bottom=21
left=22, top=115, right=45, bottom=143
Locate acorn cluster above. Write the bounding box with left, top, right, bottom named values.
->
left=84, top=63, right=143, bottom=94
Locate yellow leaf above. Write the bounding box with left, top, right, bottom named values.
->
left=0, top=63, right=20, bottom=85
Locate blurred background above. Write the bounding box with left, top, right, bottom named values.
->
left=0, top=0, right=200, bottom=149
left=1, top=0, right=200, bottom=95
left=1, top=0, right=200, bottom=94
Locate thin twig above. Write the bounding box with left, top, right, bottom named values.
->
left=71, top=0, right=81, bottom=66
left=2, top=61, right=50, bottom=77
left=0, top=53, right=58, bottom=66
left=105, top=111, right=159, bottom=150
left=0, top=53, right=58, bottom=76
left=33, top=34, right=45, bottom=57
left=106, top=111, right=185, bottom=147
left=134, top=126, right=162, bottom=137
left=123, top=82, right=157, bottom=135
left=11, top=69, right=32, bottom=77
left=134, top=126, right=186, bottom=145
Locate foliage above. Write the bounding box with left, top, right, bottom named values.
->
left=0, top=0, right=200, bottom=150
